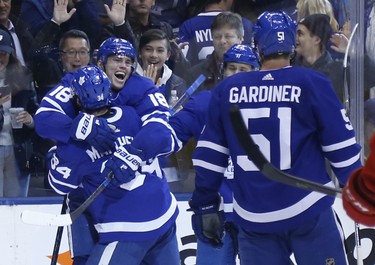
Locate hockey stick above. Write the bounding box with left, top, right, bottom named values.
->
left=170, top=74, right=206, bottom=114
left=50, top=196, right=67, bottom=265
left=342, top=22, right=363, bottom=265
left=343, top=23, right=359, bottom=114
left=21, top=172, right=113, bottom=226
left=229, top=105, right=342, bottom=198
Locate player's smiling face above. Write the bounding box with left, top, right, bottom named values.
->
left=212, top=26, right=243, bottom=60
left=103, top=55, right=133, bottom=91
left=295, top=24, right=319, bottom=58
left=140, top=39, right=170, bottom=71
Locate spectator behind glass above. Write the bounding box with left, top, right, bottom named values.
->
left=127, top=0, right=188, bottom=76
left=178, top=0, right=253, bottom=67
left=19, top=0, right=135, bottom=51
left=127, top=0, right=174, bottom=49
left=0, top=29, right=39, bottom=197
left=0, top=0, right=36, bottom=66
left=32, top=29, right=91, bottom=103
left=185, top=11, right=244, bottom=91
left=293, top=14, right=345, bottom=102
left=138, top=28, right=187, bottom=103
left=295, top=0, right=347, bottom=60
left=296, top=0, right=340, bottom=31
left=150, top=0, right=194, bottom=33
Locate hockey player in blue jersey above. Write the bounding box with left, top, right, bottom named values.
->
left=34, top=38, right=180, bottom=264
left=35, top=37, right=179, bottom=156
left=170, top=43, right=259, bottom=265
left=47, top=65, right=180, bottom=265
left=188, top=11, right=362, bottom=265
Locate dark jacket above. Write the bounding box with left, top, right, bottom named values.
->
left=293, top=51, right=345, bottom=102
left=160, top=73, right=187, bottom=104
left=8, top=66, right=39, bottom=172
left=185, top=52, right=223, bottom=92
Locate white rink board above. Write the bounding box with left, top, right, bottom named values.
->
left=1, top=197, right=375, bottom=265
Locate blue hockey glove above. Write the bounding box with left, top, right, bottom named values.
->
left=104, top=145, right=144, bottom=187
left=70, top=112, right=116, bottom=153
left=189, top=200, right=225, bottom=248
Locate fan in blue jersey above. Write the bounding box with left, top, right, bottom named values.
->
left=34, top=37, right=181, bottom=264
left=47, top=65, right=180, bottom=265
left=170, top=43, right=258, bottom=265
left=188, top=11, right=362, bottom=265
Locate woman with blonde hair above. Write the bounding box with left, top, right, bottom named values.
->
left=296, top=0, right=340, bottom=31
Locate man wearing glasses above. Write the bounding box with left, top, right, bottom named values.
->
left=59, top=29, right=91, bottom=74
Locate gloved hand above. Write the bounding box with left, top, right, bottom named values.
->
left=343, top=134, right=375, bottom=226
left=189, top=199, right=225, bottom=248
left=104, top=145, right=144, bottom=187
left=70, top=112, right=116, bottom=153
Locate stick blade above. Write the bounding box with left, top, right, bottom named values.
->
left=21, top=210, right=72, bottom=226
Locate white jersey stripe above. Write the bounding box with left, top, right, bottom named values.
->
left=330, top=152, right=361, bottom=168
left=233, top=181, right=335, bottom=223
left=193, top=159, right=227, bottom=173
left=98, top=241, right=118, bottom=265
left=321, top=137, right=357, bottom=152
left=196, top=140, right=229, bottom=154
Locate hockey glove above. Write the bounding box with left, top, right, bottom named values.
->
left=343, top=134, right=375, bottom=226
left=70, top=112, right=117, bottom=153
left=104, top=145, right=144, bottom=187
left=189, top=200, right=225, bottom=248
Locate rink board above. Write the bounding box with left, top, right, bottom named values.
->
left=1, top=195, right=375, bottom=265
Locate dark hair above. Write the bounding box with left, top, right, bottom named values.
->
left=299, top=14, right=332, bottom=51
left=139, top=29, right=171, bottom=52
left=211, top=11, right=244, bottom=38
left=58, top=29, right=91, bottom=51
left=6, top=52, right=32, bottom=95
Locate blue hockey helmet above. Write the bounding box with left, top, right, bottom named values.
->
left=97, top=37, right=136, bottom=66
left=71, top=65, right=111, bottom=110
left=253, top=11, right=297, bottom=57
left=223, top=44, right=260, bottom=69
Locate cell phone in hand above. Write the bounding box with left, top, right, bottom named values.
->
left=0, top=84, right=11, bottom=96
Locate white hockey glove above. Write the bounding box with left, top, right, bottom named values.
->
left=104, top=145, right=144, bottom=187
left=70, top=112, right=117, bottom=153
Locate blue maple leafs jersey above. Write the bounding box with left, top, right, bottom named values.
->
left=191, top=66, right=362, bottom=232
left=48, top=106, right=178, bottom=243
left=178, top=11, right=253, bottom=66
left=170, top=90, right=235, bottom=220
left=35, top=73, right=181, bottom=160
